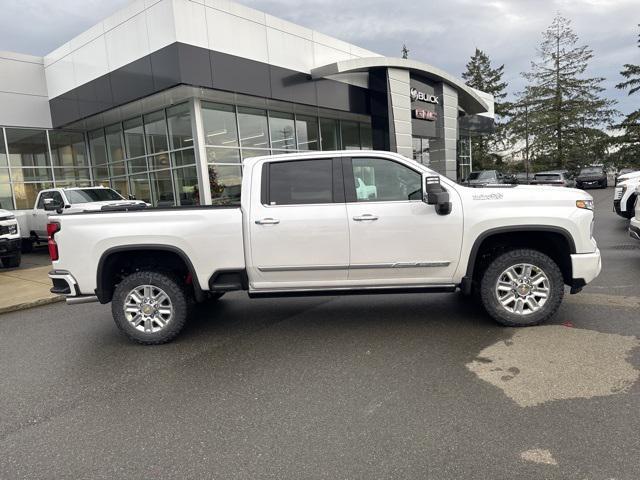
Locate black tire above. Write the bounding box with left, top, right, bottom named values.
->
left=480, top=249, right=564, bottom=327
left=112, top=270, right=189, bottom=345
left=2, top=254, right=21, bottom=268
left=21, top=239, right=33, bottom=254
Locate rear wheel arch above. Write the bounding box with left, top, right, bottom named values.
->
left=96, top=245, right=204, bottom=304
left=463, top=226, right=576, bottom=292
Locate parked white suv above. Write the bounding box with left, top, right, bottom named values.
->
left=47, top=150, right=601, bottom=344
left=614, top=171, right=640, bottom=219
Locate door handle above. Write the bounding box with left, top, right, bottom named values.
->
left=353, top=214, right=378, bottom=221
left=255, top=218, right=280, bottom=225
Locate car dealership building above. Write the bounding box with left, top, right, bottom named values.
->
left=0, top=0, right=494, bottom=209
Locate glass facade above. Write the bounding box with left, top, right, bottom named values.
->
left=88, top=103, right=198, bottom=206
left=457, top=136, right=472, bottom=181
left=0, top=98, right=372, bottom=209
left=412, top=137, right=430, bottom=166
left=0, top=127, right=90, bottom=209
left=201, top=101, right=372, bottom=204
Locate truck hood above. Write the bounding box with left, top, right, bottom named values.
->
left=0, top=208, right=13, bottom=218
left=618, top=171, right=640, bottom=182
left=461, top=184, right=592, bottom=205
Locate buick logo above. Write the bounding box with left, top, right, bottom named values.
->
left=410, top=88, right=439, bottom=104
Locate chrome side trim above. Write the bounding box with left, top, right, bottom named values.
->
left=350, top=261, right=450, bottom=269
left=258, top=264, right=348, bottom=272
left=258, top=261, right=450, bottom=273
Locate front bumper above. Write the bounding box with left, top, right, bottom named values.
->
left=0, top=238, right=21, bottom=256
left=571, top=248, right=602, bottom=287
left=630, top=218, right=640, bottom=241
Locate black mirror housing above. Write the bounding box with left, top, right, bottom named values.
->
left=424, top=176, right=452, bottom=215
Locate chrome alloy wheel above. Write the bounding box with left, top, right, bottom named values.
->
left=495, top=263, right=550, bottom=315
left=124, top=285, right=173, bottom=333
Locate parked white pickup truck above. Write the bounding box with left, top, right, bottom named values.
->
left=47, top=151, right=602, bottom=344
left=14, top=186, right=147, bottom=252
left=0, top=209, right=21, bottom=268
left=613, top=171, right=640, bottom=219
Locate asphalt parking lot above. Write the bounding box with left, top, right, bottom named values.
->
left=1, top=187, right=638, bottom=480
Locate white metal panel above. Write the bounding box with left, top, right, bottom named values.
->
left=68, top=22, right=105, bottom=52
left=71, top=37, right=109, bottom=88
left=173, top=0, right=209, bottom=49
left=103, top=0, right=146, bottom=31
left=204, top=0, right=266, bottom=25
left=0, top=91, right=52, bottom=129
left=265, top=14, right=313, bottom=40
left=105, top=12, right=151, bottom=71
left=266, top=28, right=315, bottom=73
left=205, top=7, right=268, bottom=64
left=0, top=56, right=47, bottom=97
left=146, top=0, right=178, bottom=52
left=44, top=54, right=75, bottom=99
left=313, top=43, right=352, bottom=69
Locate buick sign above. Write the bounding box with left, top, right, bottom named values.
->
left=410, top=88, right=439, bottom=104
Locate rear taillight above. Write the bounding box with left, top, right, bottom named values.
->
left=47, top=222, right=60, bottom=261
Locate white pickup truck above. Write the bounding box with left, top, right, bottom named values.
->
left=47, top=150, right=602, bottom=344
left=0, top=208, right=21, bottom=268
left=14, top=186, right=147, bottom=252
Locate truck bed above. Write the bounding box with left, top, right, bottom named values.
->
left=51, top=206, right=245, bottom=296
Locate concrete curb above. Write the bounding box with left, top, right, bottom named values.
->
left=0, top=295, right=64, bottom=315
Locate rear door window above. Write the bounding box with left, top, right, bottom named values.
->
left=267, top=159, right=334, bottom=205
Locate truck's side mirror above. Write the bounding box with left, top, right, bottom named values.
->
left=128, top=194, right=136, bottom=200
left=43, top=198, right=64, bottom=213
left=424, top=176, right=452, bottom=216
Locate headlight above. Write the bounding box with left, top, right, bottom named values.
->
left=8, top=224, right=18, bottom=235
left=576, top=199, right=594, bottom=210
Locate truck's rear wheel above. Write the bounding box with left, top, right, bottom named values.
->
left=112, top=270, right=189, bottom=345
left=480, top=249, right=564, bottom=327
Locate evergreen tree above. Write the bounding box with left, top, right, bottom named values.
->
left=615, top=24, right=640, bottom=167
left=461, top=48, right=510, bottom=169
left=521, top=14, right=617, bottom=169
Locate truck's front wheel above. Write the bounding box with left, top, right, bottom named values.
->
left=112, top=271, right=189, bottom=345
left=480, top=249, right=564, bottom=327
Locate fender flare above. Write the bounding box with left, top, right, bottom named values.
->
left=461, top=225, right=577, bottom=294
left=95, top=244, right=204, bottom=303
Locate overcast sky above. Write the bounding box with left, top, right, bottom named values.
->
left=0, top=0, right=637, bottom=115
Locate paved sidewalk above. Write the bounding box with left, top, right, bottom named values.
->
left=0, top=263, right=62, bottom=314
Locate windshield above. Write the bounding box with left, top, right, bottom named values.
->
left=534, top=174, right=561, bottom=180
left=65, top=188, right=125, bottom=204
left=468, top=171, right=495, bottom=180
left=579, top=167, right=602, bottom=175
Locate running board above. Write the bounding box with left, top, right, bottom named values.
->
left=248, top=284, right=457, bottom=298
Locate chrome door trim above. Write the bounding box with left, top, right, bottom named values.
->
left=350, top=261, right=450, bottom=269
left=258, top=264, right=348, bottom=272
left=257, top=261, right=450, bottom=272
